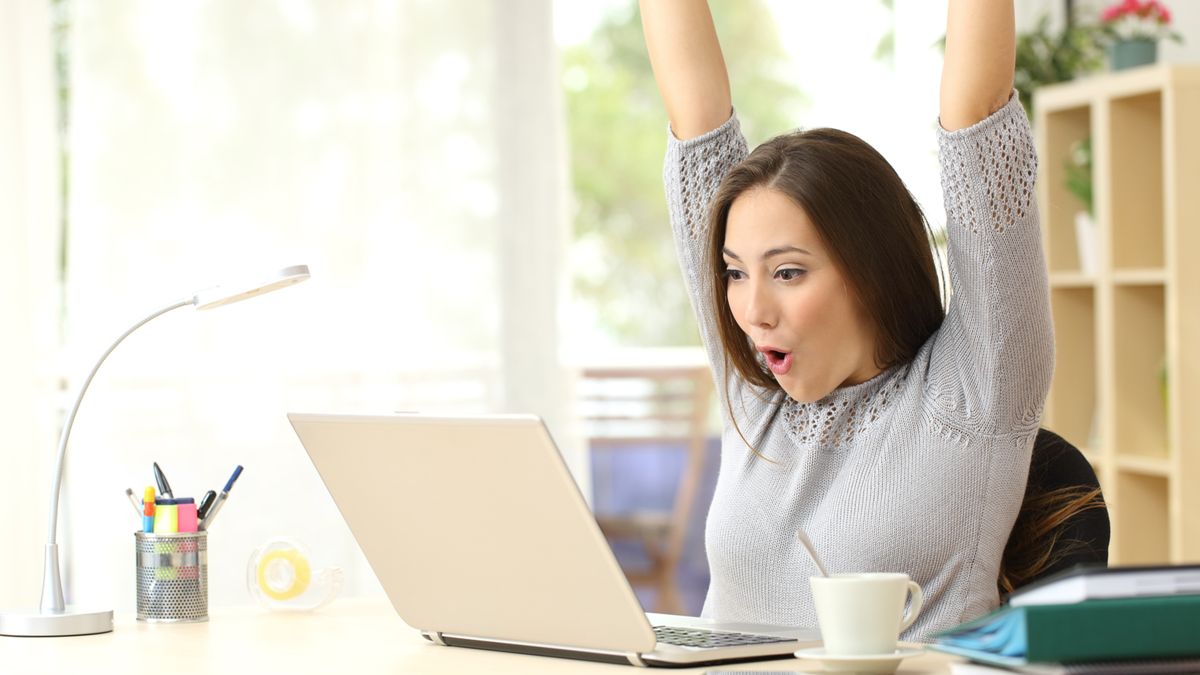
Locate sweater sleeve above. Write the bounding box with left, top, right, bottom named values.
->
left=926, top=90, right=1055, bottom=436
left=663, top=112, right=752, bottom=419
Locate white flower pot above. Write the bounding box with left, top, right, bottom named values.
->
left=1074, top=211, right=1098, bottom=275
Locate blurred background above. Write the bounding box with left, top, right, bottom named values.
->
left=2, top=0, right=1198, bottom=619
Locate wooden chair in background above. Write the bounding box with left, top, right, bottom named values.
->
left=579, top=350, right=714, bottom=614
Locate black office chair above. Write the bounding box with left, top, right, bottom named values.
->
left=999, top=428, right=1110, bottom=598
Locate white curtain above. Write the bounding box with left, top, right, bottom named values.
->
left=0, top=0, right=61, bottom=607
left=43, top=0, right=577, bottom=612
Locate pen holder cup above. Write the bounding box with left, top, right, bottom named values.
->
left=135, top=531, right=208, bottom=623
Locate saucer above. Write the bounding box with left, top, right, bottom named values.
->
left=793, top=646, right=924, bottom=673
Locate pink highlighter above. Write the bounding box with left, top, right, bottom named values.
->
left=177, top=499, right=199, bottom=533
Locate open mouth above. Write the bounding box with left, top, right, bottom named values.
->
left=759, top=347, right=793, bottom=376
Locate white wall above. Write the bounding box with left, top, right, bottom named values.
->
left=0, top=0, right=60, bottom=609
left=1152, top=1, right=1199, bottom=64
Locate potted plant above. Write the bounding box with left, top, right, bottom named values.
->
left=1099, top=0, right=1184, bottom=70
left=1012, top=14, right=1109, bottom=118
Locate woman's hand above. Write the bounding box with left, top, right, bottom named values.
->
left=940, top=0, right=1016, bottom=131
left=639, top=0, right=733, bottom=140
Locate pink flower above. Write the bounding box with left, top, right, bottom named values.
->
left=1101, top=0, right=1177, bottom=36
left=1148, top=1, right=1173, bottom=23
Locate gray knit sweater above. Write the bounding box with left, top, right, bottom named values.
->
left=663, top=92, right=1053, bottom=641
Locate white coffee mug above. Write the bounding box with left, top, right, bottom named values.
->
left=809, top=573, right=924, bottom=656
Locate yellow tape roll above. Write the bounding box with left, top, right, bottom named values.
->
left=256, top=547, right=312, bottom=601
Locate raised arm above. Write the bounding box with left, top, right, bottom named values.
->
left=929, top=0, right=1052, bottom=436
left=940, top=0, right=1016, bottom=131
left=639, top=0, right=732, bottom=140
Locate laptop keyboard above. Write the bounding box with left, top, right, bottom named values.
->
left=653, top=625, right=793, bottom=649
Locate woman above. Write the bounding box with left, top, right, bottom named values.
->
left=640, top=0, right=1053, bottom=640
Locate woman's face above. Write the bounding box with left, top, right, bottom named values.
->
left=723, top=186, right=881, bottom=403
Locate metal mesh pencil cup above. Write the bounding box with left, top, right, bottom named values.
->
left=135, top=531, right=208, bottom=622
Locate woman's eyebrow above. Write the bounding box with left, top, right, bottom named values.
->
left=722, top=245, right=813, bottom=261
left=763, top=245, right=813, bottom=259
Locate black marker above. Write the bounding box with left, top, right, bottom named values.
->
left=197, top=490, right=217, bottom=519
left=153, top=462, right=174, bottom=499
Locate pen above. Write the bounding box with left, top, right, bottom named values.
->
left=125, top=488, right=142, bottom=516
left=197, top=490, right=217, bottom=520
left=199, top=465, right=242, bottom=531
left=153, top=462, right=174, bottom=499
left=142, top=486, right=156, bottom=532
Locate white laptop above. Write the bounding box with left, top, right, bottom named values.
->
left=288, top=412, right=818, bottom=667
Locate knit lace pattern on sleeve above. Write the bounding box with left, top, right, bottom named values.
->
left=938, top=105, right=1037, bottom=236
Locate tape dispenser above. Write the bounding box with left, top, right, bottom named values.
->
left=246, top=537, right=343, bottom=611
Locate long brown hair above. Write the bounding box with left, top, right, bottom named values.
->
left=998, top=429, right=1108, bottom=597
left=706, top=128, right=945, bottom=394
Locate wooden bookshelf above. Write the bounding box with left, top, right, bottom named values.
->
left=1035, top=64, right=1200, bottom=565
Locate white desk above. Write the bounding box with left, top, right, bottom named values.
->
left=0, top=599, right=963, bottom=674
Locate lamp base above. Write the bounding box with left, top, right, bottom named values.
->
left=0, top=607, right=113, bottom=636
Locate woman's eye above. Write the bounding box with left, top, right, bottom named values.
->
left=723, top=268, right=746, bottom=281
left=776, top=268, right=806, bottom=281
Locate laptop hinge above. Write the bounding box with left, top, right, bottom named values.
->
left=625, top=652, right=646, bottom=667
left=422, top=630, right=447, bottom=646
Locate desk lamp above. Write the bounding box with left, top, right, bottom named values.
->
left=0, top=264, right=310, bottom=637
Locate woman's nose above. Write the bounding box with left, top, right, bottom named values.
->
left=743, top=281, right=776, bottom=329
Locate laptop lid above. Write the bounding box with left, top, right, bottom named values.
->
left=289, top=412, right=657, bottom=654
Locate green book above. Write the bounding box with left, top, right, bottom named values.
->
left=931, top=595, right=1200, bottom=666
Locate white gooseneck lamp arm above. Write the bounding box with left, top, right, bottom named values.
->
left=1, top=265, right=309, bottom=637
left=41, top=298, right=190, bottom=613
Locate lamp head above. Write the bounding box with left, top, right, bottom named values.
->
left=191, top=264, right=310, bottom=310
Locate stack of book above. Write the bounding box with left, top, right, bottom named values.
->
left=931, top=564, right=1200, bottom=674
